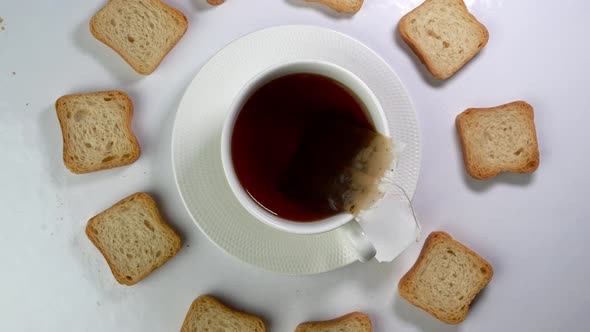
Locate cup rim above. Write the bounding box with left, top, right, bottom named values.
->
left=220, top=60, right=388, bottom=235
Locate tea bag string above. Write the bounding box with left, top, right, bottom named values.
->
left=390, top=181, right=422, bottom=242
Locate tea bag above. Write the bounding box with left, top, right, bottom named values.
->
left=281, top=121, right=394, bottom=216
left=282, top=120, right=421, bottom=262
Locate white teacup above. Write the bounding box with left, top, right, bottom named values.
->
left=221, top=60, right=389, bottom=262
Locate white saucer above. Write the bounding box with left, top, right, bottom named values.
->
left=171, top=25, right=420, bottom=275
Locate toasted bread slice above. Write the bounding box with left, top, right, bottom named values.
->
left=86, top=193, right=181, bottom=286
left=399, top=0, right=489, bottom=79
left=55, top=91, right=140, bottom=174
left=456, top=101, right=540, bottom=179
left=399, top=232, right=493, bottom=324
left=305, top=0, right=364, bottom=14
left=90, top=0, right=188, bottom=75
left=295, top=312, right=372, bottom=332
left=181, top=295, right=266, bottom=332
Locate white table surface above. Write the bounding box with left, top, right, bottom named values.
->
left=1, top=0, right=589, bottom=331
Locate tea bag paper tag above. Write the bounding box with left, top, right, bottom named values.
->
left=356, top=190, right=421, bottom=262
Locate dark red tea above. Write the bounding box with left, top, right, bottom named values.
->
left=230, top=73, right=376, bottom=222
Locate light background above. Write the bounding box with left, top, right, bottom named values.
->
left=0, top=0, right=588, bottom=331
